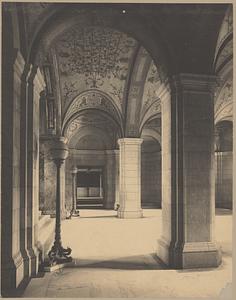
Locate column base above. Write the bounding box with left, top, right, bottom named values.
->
left=27, top=246, right=39, bottom=276
left=21, top=248, right=30, bottom=278
left=1, top=251, right=24, bottom=292
left=158, top=238, right=222, bottom=269
left=117, top=209, right=143, bottom=219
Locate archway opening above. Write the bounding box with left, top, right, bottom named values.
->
left=141, top=118, right=162, bottom=209
left=64, top=109, right=120, bottom=211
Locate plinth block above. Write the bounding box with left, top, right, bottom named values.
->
left=158, top=238, right=222, bottom=269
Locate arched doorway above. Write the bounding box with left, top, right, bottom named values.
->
left=64, top=109, right=121, bottom=211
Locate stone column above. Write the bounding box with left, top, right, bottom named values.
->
left=114, top=150, right=120, bottom=209
left=69, top=166, right=80, bottom=217
left=19, top=63, right=31, bottom=280
left=105, top=150, right=117, bottom=209
left=60, top=162, right=67, bottom=219
left=158, top=74, right=221, bottom=269
left=27, top=66, right=45, bottom=275
left=117, top=138, right=143, bottom=218
left=1, top=50, right=25, bottom=291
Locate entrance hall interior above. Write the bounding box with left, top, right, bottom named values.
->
left=1, top=2, right=234, bottom=298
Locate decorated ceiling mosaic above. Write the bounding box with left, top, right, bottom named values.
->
left=141, top=60, right=162, bottom=117
left=53, top=26, right=138, bottom=113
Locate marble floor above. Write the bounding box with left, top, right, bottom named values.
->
left=22, top=209, right=232, bottom=298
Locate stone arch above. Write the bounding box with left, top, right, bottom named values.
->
left=62, top=90, right=123, bottom=136
left=68, top=126, right=114, bottom=150
left=63, top=110, right=123, bottom=145
left=141, top=128, right=161, bottom=146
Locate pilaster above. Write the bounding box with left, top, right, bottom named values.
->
left=26, top=65, right=46, bottom=275
left=1, top=50, right=25, bottom=292
left=158, top=73, right=221, bottom=268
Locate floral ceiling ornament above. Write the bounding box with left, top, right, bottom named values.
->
left=56, top=27, right=136, bottom=89
left=110, top=84, right=123, bottom=104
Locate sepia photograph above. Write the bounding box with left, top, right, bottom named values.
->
left=1, top=0, right=234, bottom=298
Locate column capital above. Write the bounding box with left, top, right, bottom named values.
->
left=172, top=73, right=218, bottom=93
left=118, top=138, right=143, bottom=146
left=50, top=137, right=69, bottom=162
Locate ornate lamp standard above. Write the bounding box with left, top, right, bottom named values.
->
left=68, top=166, right=80, bottom=218
left=47, top=137, right=72, bottom=266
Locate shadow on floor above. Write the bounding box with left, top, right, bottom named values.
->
left=69, top=253, right=168, bottom=270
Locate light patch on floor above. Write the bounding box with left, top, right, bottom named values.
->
left=23, top=209, right=232, bottom=298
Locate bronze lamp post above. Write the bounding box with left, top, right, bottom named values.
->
left=47, top=137, right=72, bottom=266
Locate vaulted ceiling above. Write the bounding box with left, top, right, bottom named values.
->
left=34, top=18, right=164, bottom=139
left=8, top=2, right=231, bottom=143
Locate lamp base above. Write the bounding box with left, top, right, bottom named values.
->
left=44, top=261, right=74, bottom=272
left=71, top=209, right=80, bottom=217
left=47, top=243, right=72, bottom=267
left=66, top=209, right=80, bottom=219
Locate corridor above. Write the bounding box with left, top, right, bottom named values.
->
left=23, top=209, right=232, bottom=298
